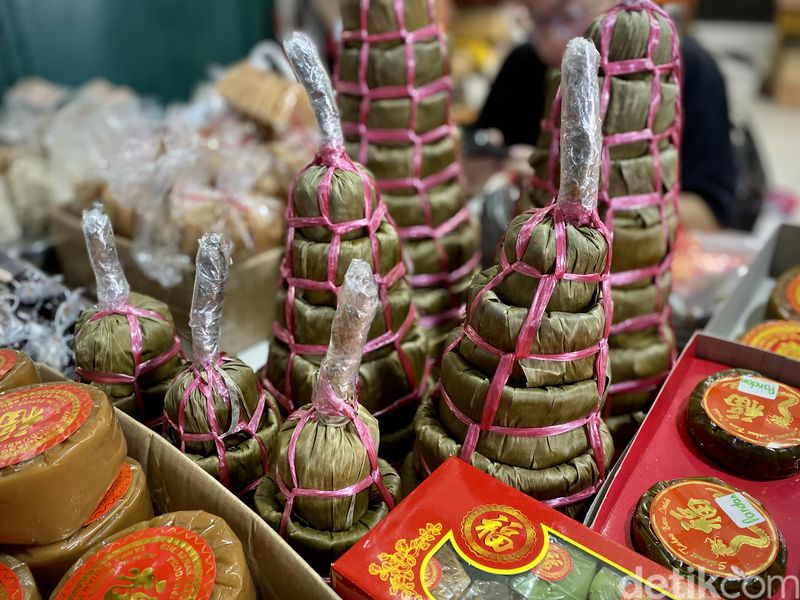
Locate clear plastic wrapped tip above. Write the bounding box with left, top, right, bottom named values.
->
left=189, top=233, right=232, bottom=365
left=82, top=204, right=130, bottom=309
left=283, top=32, right=343, bottom=148
left=557, top=37, right=602, bottom=223
left=313, top=259, right=379, bottom=421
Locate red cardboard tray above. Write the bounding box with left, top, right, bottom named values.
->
left=588, top=333, right=800, bottom=599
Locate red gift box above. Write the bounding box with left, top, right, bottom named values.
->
left=588, top=333, right=800, bottom=600
left=333, top=457, right=714, bottom=599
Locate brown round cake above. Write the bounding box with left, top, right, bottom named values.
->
left=687, top=369, right=800, bottom=479
left=767, top=265, right=800, bottom=321
left=632, top=477, right=787, bottom=600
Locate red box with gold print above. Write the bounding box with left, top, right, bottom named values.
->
left=332, top=457, right=714, bottom=599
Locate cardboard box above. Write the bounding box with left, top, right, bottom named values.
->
left=705, top=223, right=800, bottom=340
left=38, top=365, right=337, bottom=600
left=333, top=457, right=713, bottom=600
left=50, top=206, right=282, bottom=353
left=586, top=333, right=800, bottom=599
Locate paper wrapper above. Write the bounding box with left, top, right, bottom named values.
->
left=632, top=478, right=787, bottom=600
left=686, top=369, right=800, bottom=480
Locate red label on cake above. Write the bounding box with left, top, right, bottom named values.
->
left=702, top=374, right=800, bottom=448
left=85, top=463, right=133, bottom=525
left=53, top=526, right=216, bottom=599
left=460, top=504, right=536, bottom=563
left=648, top=480, right=779, bottom=578
left=0, top=562, right=23, bottom=600
left=0, top=383, right=93, bottom=468
left=532, top=542, right=574, bottom=582
left=741, top=321, right=800, bottom=359
left=786, top=274, right=800, bottom=313
left=0, top=349, right=17, bottom=380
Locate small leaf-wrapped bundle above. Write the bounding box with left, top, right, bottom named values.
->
left=164, top=234, right=280, bottom=495
left=256, top=257, right=400, bottom=575
left=262, top=32, right=429, bottom=463
left=520, top=1, right=681, bottom=446
left=336, top=0, right=481, bottom=360
left=408, top=39, right=614, bottom=514
left=74, top=206, right=182, bottom=425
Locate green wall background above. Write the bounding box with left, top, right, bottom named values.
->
left=0, top=0, right=274, bottom=101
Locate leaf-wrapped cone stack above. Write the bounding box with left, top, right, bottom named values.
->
left=164, top=234, right=281, bottom=496
left=75, top=207, right=182, bottom=426
left=407, top=38, right=614, bottom=516
left=262, top=33, right=429, bottom=463
left=336, top=0, right=481, bottom=360
left=256, top=250, right=399, bottom=576
left=520, top=2, right=682, bottom=445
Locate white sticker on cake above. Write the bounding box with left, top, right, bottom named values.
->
left=738, top=376, right=779, bottom=400
left=715, top=492, right=766, bottom=529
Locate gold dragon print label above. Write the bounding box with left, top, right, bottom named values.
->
left=0, top=384, right=93, bottom=469
left=702, top=375, right=800, bottom=448
left=53, top=526, right=217, bottom=599
left=461, top=505, right=536, bottom=563
left=0, top=562, right=22, bottom=600
left=649, top=480, right=779, bottom=579
left=0, top=349, right=17, bottom=380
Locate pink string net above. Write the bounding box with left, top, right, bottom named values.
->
left=274, top=378, right=396, bottom=536
left=335, top=0, right=480, bottom=330
left=529, top=0, right=682, bottom=407
left=162, top=354, right=274, bottom=495
left=420, top=204, right=613, bottom=508
left=262, top=143, right=428, bottom=419
left=75, top=305, right=181, bottom=428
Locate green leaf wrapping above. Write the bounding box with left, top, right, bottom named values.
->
left=510, top=538, right=599, bottom=599
left=255, top=458, right=400, bottom=575
left=74, top=291, right=183, bottom=421
left=341, top=0, right=430, bottom=34
left=413, top=396, right=614, bottom=518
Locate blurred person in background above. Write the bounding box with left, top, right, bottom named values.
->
left=468, top=0, right=739, bottom=230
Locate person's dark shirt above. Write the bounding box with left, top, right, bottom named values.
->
left=475, top=37, right=738, bottom=227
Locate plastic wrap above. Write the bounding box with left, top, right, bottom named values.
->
left=0, top=382, right=127, bottom=545
left=50, top=510, right=256, bottom=600
left=6, top=458, right=154, bottom=595
left=256, top=260, right=399, bottom=574
left=686, top=369, right=800, bottom=480
left=190, top=233, right=232, bottom=365
left=632, top=477, right=787, bottom=600
left=284, top=31, right=343, bottom=148
left=557, top=38, right=601, bottom=223
left=0, top=552, right=41, bottom=600
left=314, top=258, right=379, bottom=422
left=82, top=205, right=130, bottom=310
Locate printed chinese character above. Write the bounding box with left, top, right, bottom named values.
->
left=723, top=394, right=764, bottom=423
left=670, top=499, right=722, bottom=534
left=475, top=514, right=523, bottom=553
left=0, top=407, right=45, bottom=442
